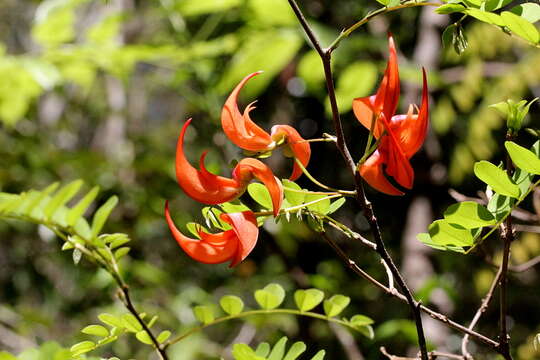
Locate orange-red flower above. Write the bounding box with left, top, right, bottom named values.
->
left=176, top=119, right=283, bottom=216
left=165, top=202, right=258, bottom=267
left=221, top=72, right=311, bottom=181
left=352, top=34, right=429, bottom=195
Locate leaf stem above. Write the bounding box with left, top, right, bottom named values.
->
left=164, top=308, right=360, bottom=348
left=253, top=194, right=342, bottom=217
left=294, top=158, right=356, bottom=196
left=327, top=1, right=442, bottom=53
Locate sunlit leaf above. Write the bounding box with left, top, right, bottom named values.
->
left=443, top=201, right=496, bottom=228
left=254, top=283, right=285, bottom=310
left=294, top=289, right=324, bottom=312
left=474, top=161, right=520, bottom=198
left=323, top=295, right=350, bottom=317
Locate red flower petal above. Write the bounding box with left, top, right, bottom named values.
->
left=221, top=72, right=273, bottom=152
left=358, top=150, right=404, bottom=196
left=271, top=125, right=311, bottom=181
left=221, top=211, right=259, bottom=267
left=233, top=158, right=283, bottom=217
left=389, top=68, right=429, bottom=158
left=175, top=119, right=244, bottom=204
left=165, top=201, right=239, bottom=264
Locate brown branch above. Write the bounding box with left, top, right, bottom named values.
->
left=319, top=232, right=500, bottom=350
left=461, top=266, right=504, bottom=359
left=509, top=255, right=540, bottom=272
left=497, top=134, right=516, bottom=360
left=118, top=285, right=168, bottom=360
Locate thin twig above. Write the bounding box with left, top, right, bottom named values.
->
left=319, top=232, right=499, bottom=349
left=497, top=134, right=516, bottom=360
left=509, top=255, right=540, bottom=272
left=119, top=286, right=168, bottom=360
left=461, top=266, right=504, bottom=359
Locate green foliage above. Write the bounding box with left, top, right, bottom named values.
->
left=419, top=140, right=540, bottom=252
left=248, top=183, right=274, bottom=210
left=474, top=161, right=520, bottom=198
left=255, top=283, right=286, bottom=310
left=0, top=342, right=72, bottom=360
left=182, top=283, right=373, bottom=340
left=491, top=98, right=538, bottom=133
left=73, top=311, right=168, bottom=357
left=232, top=337, right=325, bottom=360
left=294, top=289, right=324, bottom=312
left=438, top=0, right=540, bottom=49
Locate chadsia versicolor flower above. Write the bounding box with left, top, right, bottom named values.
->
left=352, top=34, right=429, bottom=196
left=221, top=72, right=311, bottom=181
left=165, top=202, right=258, bottom=267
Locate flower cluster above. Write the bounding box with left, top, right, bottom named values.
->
left=353, top=34, right=429, bottom=195
left=166, top=34, right=430, bottom=266
left=165, top=73, right=311, bottom=267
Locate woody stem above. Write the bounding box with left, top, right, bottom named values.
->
left=287, top=1, right=429, bottom=359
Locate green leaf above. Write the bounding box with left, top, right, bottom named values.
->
left=193, top=305, right=215, bottom=324
left=323, top=295, right=350, bottom=317
left=255, top=343, right=271, bottom=357
left=305, top=194, right=331, bottom=214
left=357, top=325, right=375, bottom=339
left=349, top=314, right=375, bottom=327
left=328, top=62, right=377, bottom=114
left=232, top=344, right=265, bottom=360
left=327, top=198, right=346, bottom=215
left=67, top=186, right=99, bottom=227
left=283, top=341, right=307, bottom=360
left=443, top=201, right=496, bottom=228
left=220, top=295, right=244, bottom=315
left=81, top=324, right=109, bottom=337
left=248, top=183, right=273, bottom=209
left=487, top=193, right=514, bottom=221
left=294, top=289, right=324, bottom=312
left=135, top=330, right=153, bottom=345
left=0, top=352, right=18, bottom=360
left=282, top=179, right=305, bottom=206
left=501, top=11, right=540, bottom=43
left=44, top=180, right=83, bottom=219
left=436, top=3, right=466, bottom=14
left=484, top=0, right=513, bottom=11
left=32, top=1, right=77, bottom=47
left=254, top=283, right=286, bottom=310
left=114, top=247, right=130, bottom=260
left=510, top=3, right=540, bottom=23
left=98, top=313, right=124, bottom=328
left=157, top=330, right=171, bottom=344
left=428, top=219, right=480, bottom=248
left=465, top=9, right=505, bottom=26
left=505, top=141, right=540, bottom=175
left=311, top=350, right=326, bottom=360
left=70, top=341, right=95, bottom=356
left=268, top=337, right=288, bottom=360
left=91, top=196, right=118, bottom=238
left=121, top=314, right=143, bottom=333
left=107, top=233, right=130, bottom=249
left=474, top=161, right=520, bottom=198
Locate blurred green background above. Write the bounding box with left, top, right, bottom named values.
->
left=1, top=0, right=539, bottom=359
